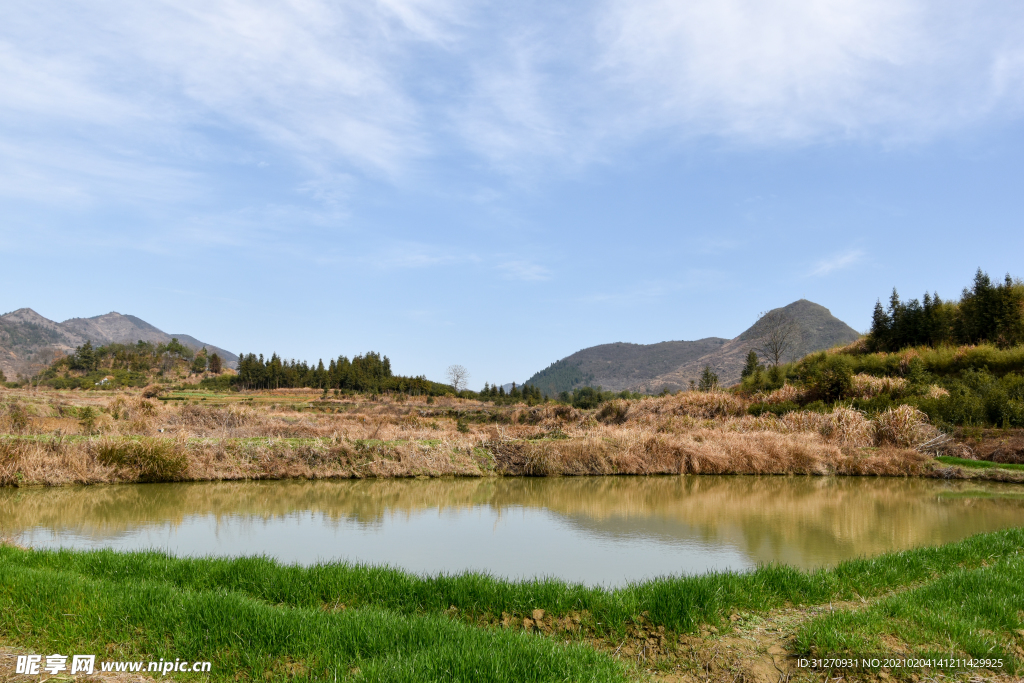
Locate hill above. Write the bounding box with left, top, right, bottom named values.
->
left=0, top=308, right=237, bottom=381
left=524, top=300, right=860, bottom=395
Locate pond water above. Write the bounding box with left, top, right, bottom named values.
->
left=3, top=476, right=1024, bottom=586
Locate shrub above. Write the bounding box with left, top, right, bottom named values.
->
left=916, top=388, right=986, bottom=427
left=5, top=402, right=29, bottom=433
left=596, top=400, right=630, bottom=425
left=801, top=354, right=854, bottom=403
left=748, top=401, right=799, bottom=417
left=94, top=439, right=188, bottom=482
left=849, top=395, right=896, bottom=416
left=569, top=387, right=604, bottom=410
left=78, top=406, right=98, bottom=434
left=697, top=365, right=720, bottom=392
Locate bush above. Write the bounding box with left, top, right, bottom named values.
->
left=569, top=387, right=604, bottom=410
left=916, top=387, right=986, bottom=428
left=697, top=365, right=719, bottom=392
left=141, top=384, right=163, bottom=398
left=78, top=406, right=98, bottom=434
left=748, top=401, right=799, bottom=417
left=5, top=402, right=29, bottom=433
left=94, top=439, right=188, bottom=482
left=596, top=400, right=630, bottom=424
left=812, top=358, right=853, bottom=403
left=849, top=395, right=896, bottom=416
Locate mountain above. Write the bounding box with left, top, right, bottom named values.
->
left=524, top=300, right=861, bottom=395
left=0, top=308, right=238, bottom=380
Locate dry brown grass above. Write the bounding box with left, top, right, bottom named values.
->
left=828, top=337, right=868, bottom=355
left=0, top=387, right=951, bottom=486
left=874, top=405, right=939, bottom=448
left=851, top=372, right=908, bottom=398
left=756, top=383, right=804, bottom=404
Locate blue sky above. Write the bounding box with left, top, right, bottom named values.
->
left=2, top=0, right=1024, bottom=388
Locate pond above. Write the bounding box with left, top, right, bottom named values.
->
left=3, top=476, right=1024, bottom=586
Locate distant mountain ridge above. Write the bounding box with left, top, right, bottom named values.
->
left=524, top=300, right=861, bottom=395
left=0, top=308, right=238, bottom=380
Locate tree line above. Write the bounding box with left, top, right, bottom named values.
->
left=57, top=339, right=223, bottom=374
left=479, top=382, right=545, bottom=405
left=869, top=269, right=1024, bottom=352
left=231, top=351, right=451, bottom=395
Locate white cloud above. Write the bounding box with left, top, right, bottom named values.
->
left=594, top=0, right=1024, bottom=144
left=2, top=0, right=1024, bottom=200
left=443, top=1, right=1024, bottom=171
left=0, top=0, right=465, bottom=208
left=809, top=248, right=865, bottom=276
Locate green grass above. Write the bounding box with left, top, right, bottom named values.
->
left=841, top=343, right=1024, bottom=379
left=0, top=562, right=625, bottom=683
left=4, top=528, right=1024, bottom=680
left=937, top=456, right=1024, bottom=472
left=795, top=556, right=1024, bottom=673
left=5, top=528, right=1024, bottom=639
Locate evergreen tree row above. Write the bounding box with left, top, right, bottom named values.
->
left=233, top=351, right=449, bottom=395
left=479, top=382, right=545, bottom=404
left=869, top=269, right=1024, bottom=352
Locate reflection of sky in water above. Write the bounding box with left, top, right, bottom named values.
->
left=17, top=506, right=752, bottom=587
left=8, top=477, right=1024, bottom=587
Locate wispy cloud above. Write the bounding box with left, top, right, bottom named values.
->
left=2, top=0, right=1024, bottom=201
left=580, top=269, right=734, bottom=305
left=0, top=0, right=464, bottom=210
left=595, top=0, right=1024, bottom=145
left=498, top=260, right=551, bottom=281
left=373, top=241, right=476, bottom=270
left=809, top=249, right=866, bottom=277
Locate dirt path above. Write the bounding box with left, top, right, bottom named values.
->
left=591, top=600, right=1019, bottom=683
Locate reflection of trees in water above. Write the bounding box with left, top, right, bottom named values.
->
left=3, top=477, right=1024, bottom=568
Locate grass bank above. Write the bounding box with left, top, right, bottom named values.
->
left=0, top=561, right=624, bottom=683
left=4, top=530, right=1024, bottom=680
left=4, top=527, right=1024, bottom=641
left=796, top=556, right=1024, bottom=674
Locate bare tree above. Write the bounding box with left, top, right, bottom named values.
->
left=446, top=364, right=469, bottom=393
left=756, top=310, right=800, bottom=367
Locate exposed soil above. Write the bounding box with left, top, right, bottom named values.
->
left=601, top=601, right=1019, bottom=683
left=957, top=429, right=1024, bottom=466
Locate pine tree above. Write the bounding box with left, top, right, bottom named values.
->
left=698, top=365, right=719, bottom=392
left=870, top=300, right=891, bottom=351
left=190, top=348, right=208, bottom=374
left=740, top=350, right=761, bottom=379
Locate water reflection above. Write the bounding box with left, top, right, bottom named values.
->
left=3, top=476, right=1023, bottom=586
